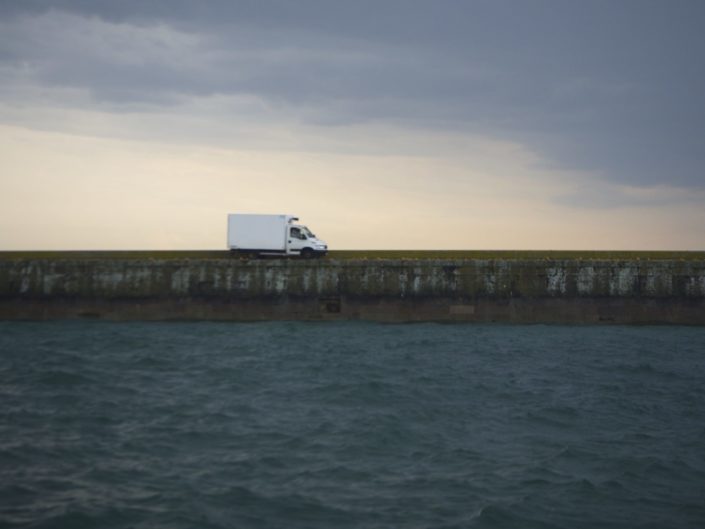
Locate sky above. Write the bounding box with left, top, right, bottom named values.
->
left=1, top=0, right=704, bottom=250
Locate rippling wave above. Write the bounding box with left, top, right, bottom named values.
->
left=1, top=322, right=704, bottom=528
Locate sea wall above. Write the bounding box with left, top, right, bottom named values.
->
left=1, top=255, right=704, bottom=323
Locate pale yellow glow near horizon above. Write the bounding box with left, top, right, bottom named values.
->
left=1, top=123, right=704, bottom=251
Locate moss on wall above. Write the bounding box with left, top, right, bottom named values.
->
left=2, top=257, right=704, bottom=299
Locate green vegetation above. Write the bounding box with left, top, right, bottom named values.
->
left=0, top=251, right=227, bottom=260
left=1, top=250, right=704, bottom=261
left=327, top=250, right=705, bottom=261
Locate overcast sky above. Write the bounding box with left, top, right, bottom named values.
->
left=1, top=1, right=704, bottom=250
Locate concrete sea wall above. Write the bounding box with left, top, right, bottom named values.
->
left=1, top=252, right=704, bottom=323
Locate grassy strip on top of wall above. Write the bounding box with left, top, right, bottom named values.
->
left=327, top=250, right=705, bottom=260
left=0, top=250, right=704, bottom=261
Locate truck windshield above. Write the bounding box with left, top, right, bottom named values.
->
left=301, top=227, right=315, bottom=238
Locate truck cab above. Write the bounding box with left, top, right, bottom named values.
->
left=286, top=222, right=328, bottom=258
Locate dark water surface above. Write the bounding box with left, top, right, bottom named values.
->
left=1, top=322, right=704, bottom=528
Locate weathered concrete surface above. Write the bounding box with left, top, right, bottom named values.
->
left=1, top=256, right=704, bottom=323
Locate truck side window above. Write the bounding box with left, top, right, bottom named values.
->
left=290, top=227, right=300, bottom=238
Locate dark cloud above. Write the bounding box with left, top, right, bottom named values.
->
left=1, top=0, right=704, bottom=190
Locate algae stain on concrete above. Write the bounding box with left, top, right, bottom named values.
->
left=610, top=266, right=638, bottom=296
left=170, top=268, right=190, bottom=294
left=577, top=267, right=595, bottom=296
left=546, top=267, right=568, bottom=296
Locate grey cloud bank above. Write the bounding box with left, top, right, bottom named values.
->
left=2, top=0, right=705, bottom=194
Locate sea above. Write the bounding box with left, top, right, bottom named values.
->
left=1, top=322, right=704, bottom=529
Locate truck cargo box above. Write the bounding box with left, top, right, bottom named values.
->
left=227, top=214, right=292, bottom=251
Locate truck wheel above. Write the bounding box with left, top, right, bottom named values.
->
left=301, top=248, right=314, bottom=259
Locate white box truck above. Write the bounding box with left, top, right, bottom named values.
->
left=227, top=214, right=328, bottom=258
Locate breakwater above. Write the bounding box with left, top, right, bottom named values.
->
left=1, top=251, right=704, bottom=323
